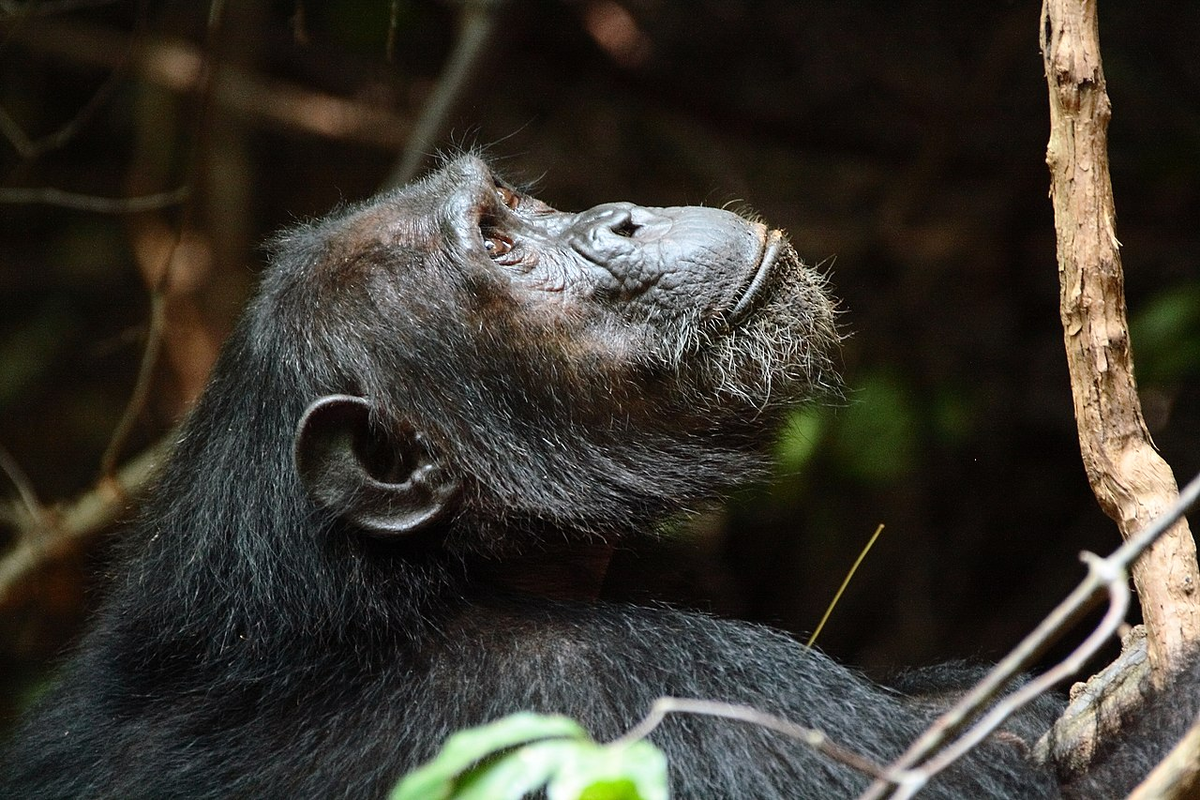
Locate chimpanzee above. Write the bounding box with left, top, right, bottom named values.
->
left=1, top=155, right=1194, bottom=798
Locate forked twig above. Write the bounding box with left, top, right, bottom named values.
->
left=858, top=471, right=1200, bottom=799
left=615, top=697, right=900, bottom=786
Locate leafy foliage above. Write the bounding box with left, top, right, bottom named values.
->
left=391, top=713, right=668, bottom=800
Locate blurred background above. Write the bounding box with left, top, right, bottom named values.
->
left=1, top=0, right=1198, bottom=728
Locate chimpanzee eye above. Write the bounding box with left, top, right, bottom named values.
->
left=496, top=185, right=520, bottom=210
left=484, top=231, right=514, bottom=258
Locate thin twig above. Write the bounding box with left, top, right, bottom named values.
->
left=0, top=436, right=171, bottom=606
left=614, top=697, right=905, bottom=787
left=858, top=471, right=1200, bottom=799
left=807, top=523, right=885, bottom=648
left=0, top=444, right=50, bottom=533
left=384, top=0, right=505, bottom=188
left=887, top=555, right=1131, bottom=799
left=0, top=106, right=32, bottom=154
left=98, top=292, right=167, bottom=478
left=96, top=0, right=228, bottom=476
left=0, top=186, right=189, bottom=213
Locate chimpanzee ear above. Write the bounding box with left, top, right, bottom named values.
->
left=293, top=394, right=460, bottom=537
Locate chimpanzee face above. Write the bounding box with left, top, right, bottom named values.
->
left=272, top=156, right=838, bottom=542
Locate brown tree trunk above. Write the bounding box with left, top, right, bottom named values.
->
left=1041, top=0, right=1200, bottom=677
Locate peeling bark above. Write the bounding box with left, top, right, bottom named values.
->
left=1040, top=0, right=1200, bottom=680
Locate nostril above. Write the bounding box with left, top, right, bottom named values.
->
left=611, top=218, right=640, bottom=238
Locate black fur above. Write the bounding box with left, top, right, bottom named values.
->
left=0, top=156, right=1181, bottom=798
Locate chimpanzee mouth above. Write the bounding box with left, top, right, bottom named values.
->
left=723, top=229, right=784, bottom=326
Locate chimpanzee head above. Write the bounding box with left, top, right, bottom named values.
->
left=253, top=155, right=837, bottom=552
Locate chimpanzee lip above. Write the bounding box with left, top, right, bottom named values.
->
left=725, top=230, right=783, bottom=325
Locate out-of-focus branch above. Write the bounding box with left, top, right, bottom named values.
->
left=384, top=0, right=505, bottom=189
left=1041, top=0, right=1200, bottom=676
left=99, top=291, right=168, bottom=478
left=0, top=444, right=50, bottom=531
left=0, top=186, right=188, bottom=212
left=0, top=437, right=171, bottom=607
left=0, top=4, right=137, bottom=160
left=7, top=17, right=412, bottom=149
left=0, top=0, right=120, bottom=19
left=97, top=2, right=232, bottom=477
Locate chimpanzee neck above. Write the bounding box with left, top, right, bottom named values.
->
left=473, top=543, right=614, bottom=602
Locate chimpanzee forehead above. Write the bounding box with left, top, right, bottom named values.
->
left=299, top=197, right=445, bottom=280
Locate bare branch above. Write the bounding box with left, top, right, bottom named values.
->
left=613, top=483, right=1196, bottom=800
left=99, top=292, right=167, bottom=478
left=1041, top=0, right=1200, bottom=675
left=9, top=18, right=412, bottom=150
left=0, top=0, right=123, bottom=19
left=0, top=186, right=189, bottom=213
left=0, top=1, right=140, bottom=159
left=858, top=471, right=1200, bottom=799
left=93, top=0, right=232, bottom=476
left=895, top=553, right=1130, bottom=798
left=1033, top=628, right=1151, bottom=780
left=615, top=697, right=905, bottom=787
left=383, top=0, right=505, bottom=189
left=0, top=106, right=33, bottom=155
left=0, top=444, right=49, bottom=532
left=0, top=437, right=171, bottom=606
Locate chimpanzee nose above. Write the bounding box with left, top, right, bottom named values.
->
left=574, top=203, right=674, bottom=242
left=565, top=201, right=766, bottom=311
left=566, top=203, right=672, bottom=279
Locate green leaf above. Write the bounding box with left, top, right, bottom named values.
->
left=453, top=740, right=582, bottom=800
left=1130, top=284, right=1200, bottom=383
left=390, top=714, right=588, bottom=800
left=547, top=741, right=669, bottom=800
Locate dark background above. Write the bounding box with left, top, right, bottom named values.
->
left=1, top=0, right=1198, bottom=724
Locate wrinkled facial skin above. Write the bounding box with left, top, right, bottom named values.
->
left=474, top=177, right=770, bottom=318
left=270, top=154, right=839, bottom=544
left=426, top=155, right=839, bottom=401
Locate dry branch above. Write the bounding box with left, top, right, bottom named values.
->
left=8, top=17, right=412, bottom=150
left=0, top=438, right=171, bottom=607
left=858, top=4, right=1200, bottom=794
left=0, top=186, right=188, bottom=212
left=1040, top=0, right=1200, bottom=675
left=384, top=0, right=505, bottom=188
left=858, top=472, right=1200, bottom=799
left=1032, top=628, right=1150, bottom=778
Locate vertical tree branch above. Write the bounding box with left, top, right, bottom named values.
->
left=383, top=0, right=504, bottom=189
left=1040, top=0, right=1200, bottom=677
